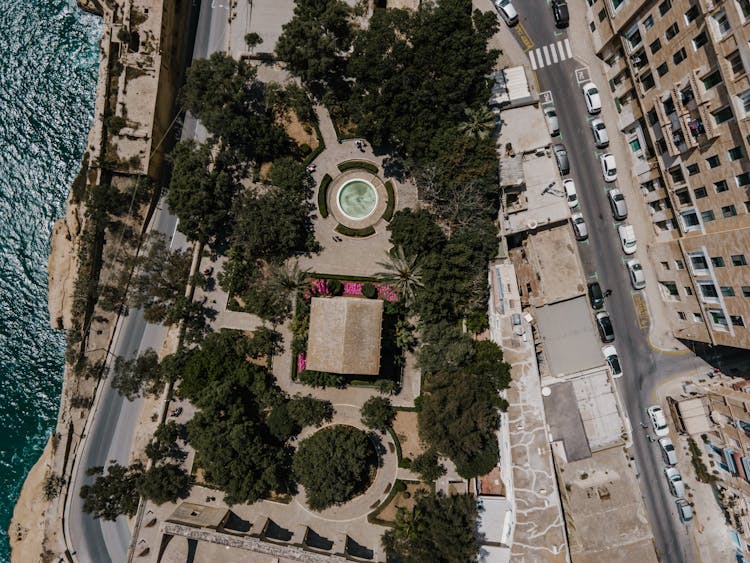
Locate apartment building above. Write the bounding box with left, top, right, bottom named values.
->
left=586, top=0, right=750, bottom=348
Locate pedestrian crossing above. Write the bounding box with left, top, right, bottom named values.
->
left=528, top=39, right=573, bottom=71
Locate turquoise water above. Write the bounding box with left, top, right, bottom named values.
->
left=0, top=1, right=100, bottom=559
left=338, top=179, right=377, bottom=219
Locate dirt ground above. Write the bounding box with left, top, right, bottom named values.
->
left=377, top=482, right=430, bottom=522
left=392, top=411, right=426, bottom=460
left=284, top=110, right=318, bottom=150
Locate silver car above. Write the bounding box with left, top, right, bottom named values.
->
left=607, top=188, right=628, bottom=220
left=571, top=212, right=588, bottom=240
left=591, top=118, right=609, bottom=148
left=545, top=108, right=560, bottom=136
left=494, top=0, right=519, bottom=25
left=676, top=499, right=693, bottom=523
left=627, top=259, right=645, bottom=290
left=554, top=143, right=570, bottom=175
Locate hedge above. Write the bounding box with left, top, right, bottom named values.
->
left=383, top=181, right=396, bottom=222
left=337, top=160, right=378, bottom=174
left=367, top=479, right=407, bottom=525
left=335, top=224, right=376, bottom=237
left=317, top=174, right=332, bottom=218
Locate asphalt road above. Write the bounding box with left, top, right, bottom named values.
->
left=64, top=1, right=224, bottom=561
left=506, top=4, right=702, bottom=562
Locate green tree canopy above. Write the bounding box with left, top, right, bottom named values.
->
left=411, top=448, right=447, bottom=482
left=387, top=208, right=446, bottom=257
left=382, top=493, right=479, bottom=562
left=137, top=464, right=191, bottom=505
left=110, top=349, right=167, bottom=400
left=80, top=463, right=143, bottom=520
left=293, top=426, right=375, bottom=510
left=145, top=421, right=187, bottom=462
left=288, top=394, right=334, bottom=428
left=276, top=0, right=353, bottom=89
left=360, top=396, right=395, bottom=432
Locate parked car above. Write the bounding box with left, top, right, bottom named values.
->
left=648, top=405, right=670, bottom=437
left=607, top=188, right=628, bottom=220
left=554, top=143, right=570, bottom=175
left=676, top=499, right=693, bottom=523
left=588, top=282, right=604, bottom=309
left=545, top=108, right=560, bottom=136
left=600, top=152, right=617, bottom=182
left=552, top=0, right=569, bottom=27
left=563, top=179, right=578, bottom=208
left=571, top=212, right=588, bottom=240
left=602, top=345, right=622, bottom=378
left=582, top=82, right=602, bottom=114
left=591, top=118, right=609, bottom=148
left=618, top=224, right=637, bottom=255
left=659, top=437, right=678, bottom=465
left=494, top=0, right=519, bottom=25
left=596, top=311, right=615, bottom=343
left=664, top=467, right=686, bottom=498
left=627, top=259, right=646, bottom=290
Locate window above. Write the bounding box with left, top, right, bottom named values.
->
left=742, top=286, right=750, bottom=297
left=737, top=90, right=750, bottom=116
left=694, top=186, right=708, bottom=198
left=746, top=200, right=750, bottom=212
left=661, top=261, right=671, bottom=270
left=693, top=31, right=708, bottom=50
left=702, top=209, right=715, bottom=222
left=685, top=4, right=699, bottom=22
left=702, top=70, right=723, bottom=89
left=657, top=62, right=669, bottom=76
left=678, top=311, right=687, bottom=320
left=676, top=259, right=685, bottom=269
left=641, top=72, right=655, bottom=90
left=712, top=256, right=726, bottom=267
left=721, top=286, right=736, bottom=297
left=706, top=155, right=721, bottom=168
left=673, top=48, right=688, bottom=65
left=598, top=8, right=607, bottom=21
left=676, top=189, right=692, bottom=205
left=590, top=21, right=596, bottom=32
left=629, top=138, right=642, bottom=152
left=693, top=312, right=703, bottom=322
left=700, top=282, right=719, bottom=298
left=731, top=254, right=747, bottom=266
left=738, top=0, right=750, bottom=20
left=737, top=172, right=750, bottom=186
left=612, top=0, right=625, bottom=9
left=656, top=138, right=668, bottom=154
left=713, top=106, right=734, bottom=125
left=663, top=282, right=680, bottom=297
left=659, top=0, right=672, bottom=15
left=650, top=38, right=662, bottom=54
left=647, top=108, right=658, bottom=124
left=722, top=204, right=737, bottom=217
left=731, top=315, right=745, bottom=327
left=690, top=253, right=709, bottom=271
left=666, top=22, right=679, bottom=40
left=729, top=146, right=745, bottom=160
left=686, top=286, right=694, bottom=296
left=687, top=163, right=700, bottom=175
left=728, top=51, right=745, bottom=77
left=644, top=14, right=654, bottom=28
left=710, top=309, right=729, bottom=329
left=681, top=209, right=700, bottom=230
left=664, top=97, right=676, bottom=114
left=670, top=166, right=685, bottom=183
left=713, top=10, right=731, bottom=37
left=714, top=180, right=728, bottom=192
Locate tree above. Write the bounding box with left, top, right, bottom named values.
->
left=468, top=340, right=511, bottom=391
left=417, top=322, right=474, bottom=377
left=387, top=208, right=446, bottom=260
left=167, top=141, right=240, bottom=245
left=80, top=464, right=143, bottom=520
left=276, top=0, right=352, bottom=90
left=360, top=396, right=395, bottom=431
left=411, top=448, right=446, bottom=482
left=180, top=52, right=288, bottom=162
left=110, top=349, right=165, bottom=400
left=288, top=394, right=334, bottom=427
left=377, top=246, right=423, bottom=305
left=268, top=260, right=311, bottom=296
left=382, top=493, right=479, bottom=562
left=293, top=426, right=375, bottom=510
left=146, top=421, right=187, bottom=462
left=128, top=234, right=192, bottom=323
left=456, top=106, right=495, bottom=141
left=137, top=464, right=191, bottom=505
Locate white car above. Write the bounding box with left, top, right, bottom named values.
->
left=618, top=224, right=637, bottom=255
left=582, top=82, right=602, bottom=114
left=602, top=345, right=622, bottom=378
left=563, top=179, right=578, bottom=208
left=494, top=0, right=519, bottom=25
left=659, top=437, right=678, bottom=465
left=591, top=118, right=609, bottom=148
left=571, top=212, right=588, bottom=241
left=664, top=467, right=685, bottom=498
left=648, top=405, right=670, bottom=437
left=676, top=499, right=693, bottom=522
left=545, top=108, right=560, bottom=136
left=627, top=259, right=645, bottom=290
left=600, top=153, right=617, bottom=182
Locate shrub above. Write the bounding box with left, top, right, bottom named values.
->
left=361, top=283, right=378, bottom=299
left=300, top=143, right=312, bottom=156
left=328, top=279, right=344, bottom=296
left=299, top=370, right=345, bottom=388
left=335, top=224, right=376, bottom=237
left=361, top=396, right=395, bottom=431
left=105, top=115, right=127, bottom=134
left=318, top=174, right=332, bottom=218
left=337, top=160, right=378, bottom=174
left=383, top=181, right=396, bottom=222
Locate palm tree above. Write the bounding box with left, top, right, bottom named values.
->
left=377, top=246, right=423, bottom=305
left=456, top=106, right=496, bottom=140
left=269, top=260, right=311, bottom=296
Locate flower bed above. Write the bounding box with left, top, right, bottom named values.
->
left=305, top=278, right=398, bottom=302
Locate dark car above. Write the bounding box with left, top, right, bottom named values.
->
left=552, top=0, right=569, bottom=27
left=588, top=282, right=604, bottom=310
left=596, top=311, right=615, bottom=343
left=554, top=143, right=570, bottom=175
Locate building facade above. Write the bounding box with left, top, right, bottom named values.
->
left=586, top=0, right=750, bottom=348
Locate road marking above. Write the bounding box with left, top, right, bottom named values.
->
left=589, top=272, right=599, bottom=280
left=530, top=40, right=572, bottom=71
left=632, top=293, right=650, bottom=330
left=542, top=45, right=551, bottom=66
left=564, top=38, right=572, bottom=58
left=550, top=45, right=558, bottom=63
left=557, top=40, right=566, bottom=61
left=529, top=50, right=538, bottom=70
left=170, top=220, right=180, bottom=247
left=515, top=23, right=534, bottom=51
left=575, top=66, right=590, bottom=84
left=540, top=90, right=554, bottom=105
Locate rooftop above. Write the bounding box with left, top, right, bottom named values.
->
left=166, top=502, right=230, bottom=530
left=544, top=382, right=592, bottom=462
left=306, top=296, right=383, bottom=375
left=524, top=227, right=586, bottom=307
